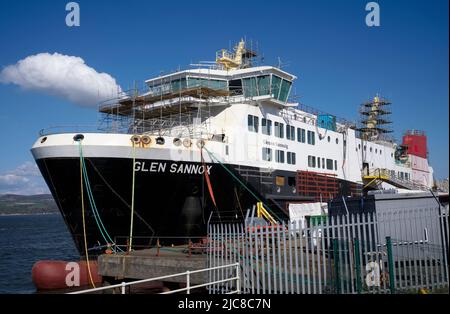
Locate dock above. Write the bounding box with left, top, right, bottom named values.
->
left=98, top=247, right=207, bottom=284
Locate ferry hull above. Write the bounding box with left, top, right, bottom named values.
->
left=35, top=157, right=274, bottom=254
left=35, top=155, right=360, bottom=256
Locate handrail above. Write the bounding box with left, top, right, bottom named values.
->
left=68, top=262, right=240, bottom=295
left=39, top=124, right=106, bottom=136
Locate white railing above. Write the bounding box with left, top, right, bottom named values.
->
left=68, top=263, right=240, bottom=295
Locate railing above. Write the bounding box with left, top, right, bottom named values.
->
left=365, top=168, right=429, bottom=191
left=39, top=124, right=106, bottom=136
left=68, top=263, right=240, bottom=295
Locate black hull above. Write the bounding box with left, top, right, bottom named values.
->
left=36, top=157, right=359, bottom=255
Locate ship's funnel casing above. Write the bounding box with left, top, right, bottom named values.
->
left=402, top=130, right=428, bottom=159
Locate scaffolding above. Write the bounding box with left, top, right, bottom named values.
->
left=358, top=95, right=393, bottom=141
left=97, top=85, right=230, bottom=138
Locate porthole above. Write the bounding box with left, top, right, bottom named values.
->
left=196, top=139, right=205, bottom=149
left=183, top=138, right=192, bottom=148
left=156, top=137, right=165, bottom=145
left=73, top=134, right=85, bottom=142
left=336, top=138, right=339, bottom=144
left=173, top=138, right=182, bottom=146
left=327, top=136, right=331, bottom=142
left=40, top=136, right=47, bottom=144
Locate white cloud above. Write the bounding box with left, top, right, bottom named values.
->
left=0, top=52, right=122, bottom=106
left=0, top=162, right=49, bottom=195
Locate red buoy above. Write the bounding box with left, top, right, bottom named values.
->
left=32, top=260, right=102, bottom=291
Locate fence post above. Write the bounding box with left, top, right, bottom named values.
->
left=236, top=263, right=241, bottom=294
left=121, top=282, right=126, bottom=294
left=386, top=236, right=396, bottom=294
left=186, top=271, right=190, bottom=294
left=354, top=238, right=362, bottom=294
left=333, top=239, right=341, bottom=294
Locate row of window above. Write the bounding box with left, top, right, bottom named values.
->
left=397, top=171, right=410, bottom=181
left=240, top=74, right=292, bottom=102
left=262, top=148, right=296, bottom=165
left=308, top=155, right=338, bottom=171
left=148, top=74, right=292, bottom=102
left=357, top=143, right=383, bottom=155
left=249, top=115, right=321, bottom=146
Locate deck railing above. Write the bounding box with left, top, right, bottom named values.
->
left=68, top=263, right=240, bottom=295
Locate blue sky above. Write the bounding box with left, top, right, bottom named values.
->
left=0, top=0, right=448, bottom=194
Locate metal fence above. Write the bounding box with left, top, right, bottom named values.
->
left=207, top=208, right=449, bottom=294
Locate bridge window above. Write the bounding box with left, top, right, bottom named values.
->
left=257, top=75, right=271, bottom=95
left=272, top=75, right=282, bottom=99
left=262, top=118, right=272, bottom=135
left=279, top=79, right=292, bottom=102
left=188, top=77, right=227, bottom=90
left=247, top=115, right=259, bottom=132
left=229, top=79, right=243, bottom=95
left=262, top=147, right=272, bottom=161
left=242, top=77, right=258, bottom=97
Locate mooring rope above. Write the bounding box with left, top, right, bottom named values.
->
left=78, top=141, right=96, bottom=288
left=129, top=141, right=137, bottom=252
left=78, top=142, right=123, bottom=253
left=202, top=146, right=282, bottom=222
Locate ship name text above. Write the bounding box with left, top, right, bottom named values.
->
left=134, top=161, right=212, bottom=175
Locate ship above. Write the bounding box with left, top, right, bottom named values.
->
left=31, top=40, right=436, bottom=255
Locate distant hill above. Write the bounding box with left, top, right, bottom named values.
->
left=0, top=194, right=59, bottom=215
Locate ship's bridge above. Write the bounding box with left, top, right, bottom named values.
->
left=143, top=65, right=297, bottom=105
left=97, top=40, right=298, bottom=136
